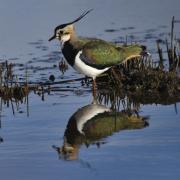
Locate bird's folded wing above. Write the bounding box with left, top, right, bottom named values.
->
left=80, top=40, right=143, bottom=68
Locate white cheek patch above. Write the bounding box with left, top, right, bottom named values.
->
left=61, top=34, right=70, bottom=43
left=56, top=35, right=60, bottom=39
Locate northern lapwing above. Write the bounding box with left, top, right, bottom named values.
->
left=49, top=9, right=147, bottom=96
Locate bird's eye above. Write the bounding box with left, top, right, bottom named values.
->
left=59, top=30, right=63, bottom=34
left=64, top=32, right=69, bottom=35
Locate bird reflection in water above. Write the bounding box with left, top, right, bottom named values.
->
left=53, top=99, right=149, bottom=161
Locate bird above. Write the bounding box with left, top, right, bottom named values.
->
left=49, top=9, right=147, bottom=96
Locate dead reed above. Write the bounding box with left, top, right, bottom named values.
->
left=156, top=16, right=180, bottom=71
left=0, top=61, right=29, bottom=114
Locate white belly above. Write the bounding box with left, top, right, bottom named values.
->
left=73, top=51, right=109, bottom=79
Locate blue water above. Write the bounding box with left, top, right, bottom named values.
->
left=0, top=0, right=180, bottom=180
left=0, top=93, right=180, bottom=180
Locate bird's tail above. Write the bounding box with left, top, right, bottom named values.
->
left=115, top=44, right=151, bottom=62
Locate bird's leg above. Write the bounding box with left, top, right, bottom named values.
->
left=92, top=78, right=97, bottom=98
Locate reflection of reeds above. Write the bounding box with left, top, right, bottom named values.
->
left=97, top=88, right=141, bottom=111
left=0, top=84, right=29, bottom=115
left=0, top=86, right=27, bottom=102
left=97, top=66, right=180, bottom=108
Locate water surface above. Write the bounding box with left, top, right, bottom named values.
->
left=0, top=0, right=180, bottom=180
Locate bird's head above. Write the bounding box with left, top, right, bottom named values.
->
left=49, top=9, right=93, bottom=43
left=49, top=24, right=75, bottom=43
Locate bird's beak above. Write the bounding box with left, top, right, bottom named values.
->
left=48, top=35, right=56, bottom=41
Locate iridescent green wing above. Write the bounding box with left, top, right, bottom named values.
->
left=80, top=40, right=120, bottom=68
left=80, top=40, right=143, bottom=68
